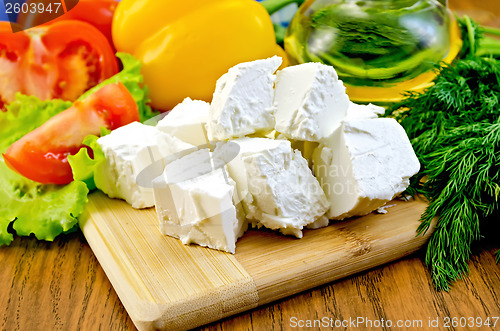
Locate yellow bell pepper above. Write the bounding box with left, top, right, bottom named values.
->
left=112, top=0, right=287, bottom=111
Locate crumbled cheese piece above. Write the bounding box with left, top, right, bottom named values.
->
left=216, top=137, right=330, bottom=238
left=346, top=101, right=385, bottom=120
left=305, top=215, right=330, bottom=230
left=96, top=122, right=194, bottom=209
left=156, top=97, right=209, bottom=146
left=153, top=149, right=247, bottom=254
left=376, top=204, right=397, bottom=214
left=274, top=62, right=349, bottom=142
left=207, top=56, right=282, bottom=141
left=313, top=118, right=420, bottom=220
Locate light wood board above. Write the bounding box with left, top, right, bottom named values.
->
left=81, top=191, right=432, bottom=331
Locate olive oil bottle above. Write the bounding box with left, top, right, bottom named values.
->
left=285, top=0, right=462, bottom=103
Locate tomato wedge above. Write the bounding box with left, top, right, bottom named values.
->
left=3, top=82, right=139, bottom=185
left=0, top=20, right=118, bottom=110
left=17, top=0, right=119, bottom=48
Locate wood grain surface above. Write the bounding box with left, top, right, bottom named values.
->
left=79, top=192, right=432, bottom=330
left=1, top=226, right=499, bottom=330
left=1, top=1, right=499, bottom=330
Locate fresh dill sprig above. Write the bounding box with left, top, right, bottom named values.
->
left=385, top=18, right=500, bottom=290
left=417, top=122, right=500, bottom=289
left=459, top=15, right=500, bottom=59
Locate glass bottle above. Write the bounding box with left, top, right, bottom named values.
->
left=284, top=0, right=462, bottom=103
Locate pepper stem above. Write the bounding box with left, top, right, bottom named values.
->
left=260, top=0, right=304, bottom=15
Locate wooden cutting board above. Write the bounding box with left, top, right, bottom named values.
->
left=81, top=191, right=432, bottom=331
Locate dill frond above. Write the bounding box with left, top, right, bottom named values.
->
left=386, top=37, right=500, bottom=290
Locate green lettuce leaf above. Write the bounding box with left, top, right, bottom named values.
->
left=68, top=135, right=106, bottom=191
left=79, top=52, right=158, bottom=122
left=0, top=95, right=72, bottom=152
left=0, top=95, right=88, bottom=246
left=0, top=53, right=151, bottom=246
left=0, top=162, right=88, bottom=245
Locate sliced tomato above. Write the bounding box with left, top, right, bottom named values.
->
left=0, top=23, right=30, bottom=110
left=0, top=20, right=118, bottom=110
left=17, top=0, right=119, bottom=48
left=3, top=82, right=139, bottom=185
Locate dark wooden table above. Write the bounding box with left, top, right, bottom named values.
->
left=1, top=231, right=499, bottom=330
left=1, top=1, right=499, bottom=330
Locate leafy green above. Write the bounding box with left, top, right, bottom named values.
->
left=0, top=162, right=88, bottom=244
left=68, top=135, right=106, bottom=191
left=80, top=52, right=158, bottom=122
left=385, top=19, right=500, bottom=290
left=458, top=16, right=500, bottom=59
left=0, top=53, right=153, bottom=246
left=0, top=95, right=72, bottom=152
left=0, top=95, right=88, bottom=246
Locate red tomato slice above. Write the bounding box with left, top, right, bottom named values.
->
left=3, top=82, right=139, bottom=185
left=0, top=25, right=30, bottom=110
left=17, top=0, right=119, bottom=48
left=0, top=20, right=118, bottom=110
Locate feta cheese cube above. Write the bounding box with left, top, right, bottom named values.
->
left=274, top=62, right=349, bottom=142
left=153, top=149, right=247, bottom=254
left=207, top=56, right=282, bottom=141
left=156, top=97, right=209, bottom=146
left=346, top=101, right=385, bottom=120
left=96, top=122, right=195, bottom=209
left=312, top=118, right=420, bottom=220
left=216, top=137, right=330, bottom=238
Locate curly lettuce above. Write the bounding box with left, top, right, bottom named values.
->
left=0, top=53, right=153, bottom=246
left=0, top=95, right=72, bottom=152
left=0, top=162, right=88, bottom=245
left=68, top=135, right=106, bottom=191
left=0, top=95, right=88, bottom=246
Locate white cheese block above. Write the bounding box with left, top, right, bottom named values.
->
left=312, top=118, right=420, bottom=220
left=211, top=141, right=254, bottom=217
left=274, top=62, right=349, bottom=142
left=156, top=97, right=209, bottom=146
left=96, top=122, right=195, bottom=209
left=346, top=101, right=385, bottom=120
left=216, top=137, right=330, bottom=238
left=207, top=56, right=282, bottom=141
left=153, top=149, right=247, bottom=254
